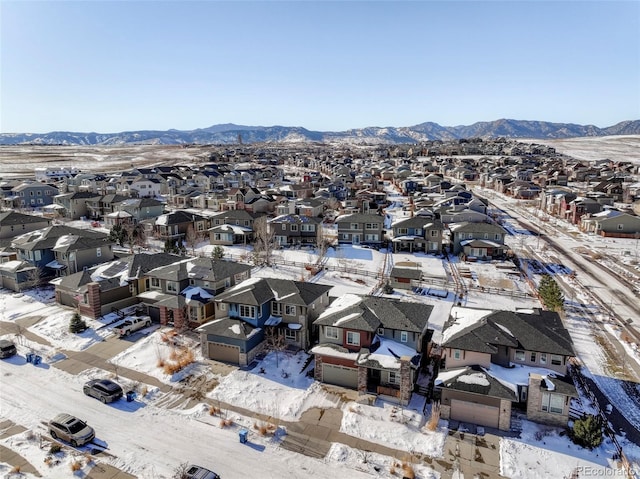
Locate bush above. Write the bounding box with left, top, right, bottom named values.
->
left=49, top=443, right=62, bottom=454
left=571, top=414, right=603, bottom=449
left=69, top=313, right=87, bottom=334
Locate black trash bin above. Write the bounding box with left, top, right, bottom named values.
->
left=126, top=390, right=136, bottom=402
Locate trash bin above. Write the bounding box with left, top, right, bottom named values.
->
left=26, top=353, right=34, bottom=363
left=239, top=428, right=248, bottom=444
left=126, top=390, right=136, bottom=402
left=33, top=355, right=42, bottom=365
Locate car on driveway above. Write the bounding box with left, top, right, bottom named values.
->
left=185, top=464, right=221, bottom=479
left=48, top=413, right=95, bottom=447
left=83, top=379, right=123, bottom=403
left=0, top=339, right=17, bottom=359
left=113, top=315, right=152, bottom=337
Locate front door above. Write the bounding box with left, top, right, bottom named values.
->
left=352, top=234, right=360, bottom=245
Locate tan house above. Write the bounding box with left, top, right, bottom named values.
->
left=436, top=307, right=576, bottom=431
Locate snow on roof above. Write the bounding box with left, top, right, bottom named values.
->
left=335, top=312, right=362, bottom=326
left=155, top=215, right=168, bottom=225
left=54, top=235, right=78, bottom=249
left=310, top=345, right=359, bottom=361
left=493, top=322, right=515, bottom=338
left=442, top=306, right=493, bottom=344
left=137, top=290, right=167, bottom=300
left=435, top=368, right=466, bottom=386
left=230, top=324, right=242, bottom=335
left=482, top=364, right=565, bottom=394
left=181, top=286, right=214, bottom=300
left=317, top=293, right=363, bottom=321
left=457, top=372, right=490, bottom=387
left=360, top=336, right=417, bottom=369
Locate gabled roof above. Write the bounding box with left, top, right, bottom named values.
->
left=0, top=211, right=51, bottom=226
left=186, top=257, right=252, bottom=281
left=215, top=277, right=331, bottom=307
left=313, top=294, right=431, bottom=333
left=449, top=222, right=508, bottom=234
left=197, top=317, right=259, bottom=340
left=336, top=213, right=384, bottom=224
left=11, top=225, right=108, bottom=251
left=52, top=234, right=114, bottom=252
left=156, top=210, right=207, bottom=226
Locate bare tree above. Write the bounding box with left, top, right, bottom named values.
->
left=23, top=265, right=44, bottom=290
left=315, top=225, right=332, bottom=266
left=265, top=326, right=286, bottom=367
left=185, top=225, right=199, bottom=255
left=126, top=223, right=147, bottom=253
left=253, top=215, right=275, bottom=266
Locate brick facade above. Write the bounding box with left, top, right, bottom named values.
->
left=526, top=373, right=570, bottom=428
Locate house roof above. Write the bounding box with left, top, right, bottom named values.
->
left=197, top=317, right=259, bottom=340
left=215, top=277, right=331, bottom=307
left=336, top=213, right=384, bottom=224
left=11, top=225, right=108, bottom=251
left=313, top=294, right=431, bottom=333
left=0, top=211, right=51, bottom=226
left=186, top=257, right=252, bottom=282
left=156, top=210, right=207, bottom=226
left=435, top=365, right=518, bottom=401
left=443, top=309, right=574, bottom=356
left=449, top=222, right=508, bottom=234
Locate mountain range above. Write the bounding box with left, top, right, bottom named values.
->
left=1, top=119, right=639, bottom=146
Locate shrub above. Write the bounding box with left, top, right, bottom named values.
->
left=69, top=313, right=87, bottom=334
left=70, top=459, right=83, bottom=471
left=401, top=463, right=415, bottom=479
left=571, top=414, right=603, bottom=449
left=425, top=402, right=440, bottom=431
left=49, top=443, right=62, bottom=454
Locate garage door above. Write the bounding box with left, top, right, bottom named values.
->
left=322, top=364, right=358, bottom=388
left=451, top=399, right=499, bottom=428
left=208, top=342, right=240, bottom=364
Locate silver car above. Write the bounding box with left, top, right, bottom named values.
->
left=48, top=413, right=95, bottom=447
left=83, top=379, right=123, bottom=403
left=185, top=465, right=220, bottom=479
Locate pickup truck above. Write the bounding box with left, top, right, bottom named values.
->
left=113, top=316, right=152, bottom=337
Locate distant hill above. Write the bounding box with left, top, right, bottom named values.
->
left=1, top=119, right=638, bottom=146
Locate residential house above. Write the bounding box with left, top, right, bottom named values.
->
left=54, top=192, right=102, bottom=220
left=448, top=222, right=508, bottom=257
left=270, top=214, right=322, bottom=247
left=11, top=225, right=113, bottom=278
left=153, top=210, right=209, bottom=241
left=199, top=278, right=332, bottom=366
left=391, top=217, right=444, bottom=254
left=580, top=210, right=640, bottom=237
left=0, top=212, right=51, bottom=240
left=3, top=182, right=59, bottom=209
left=117, top=198, right=165, bottom=223
left=336, top=213, right=384, bottom=246
left=129, top=177, right=163, bottom=198
left=86, top=194, right=129, bottom=220
left=312, top=295, right=433, bottom=403
left=436, top=307, right=576, bottom=430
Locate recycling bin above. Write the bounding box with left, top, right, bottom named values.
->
left=126, top=390, right=136, bottom=402
left=239, top=428, right=248, bottom=444
left=33, top=355, right=42, bottom=365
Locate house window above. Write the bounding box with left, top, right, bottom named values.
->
left=540, top=353, right=547, bottom=364
left=530, top=352, right=537, bottom=362
left=397, top=228, right=408, bottom=235
left=541, top=392, right=564, bottom=414
left=239, top=305, right=255, bottom=318
left=96, top=247, right=101, bottom=257
left=430, top=230, right=438, bottom=237
left=515, top=350, right=525, bottom=361
left=388, top=371, right=399, bottom=385
left=325, top=326, right=339, bottom=339
left=350, top=223, right=359, bottom=230
left=453, top=349, right=461, bottom=360
left=377, top=327, right=384, bottom=336
left=495, top=234, right=501, bottom=240
left=291, top=224, right=298, bottom=232
left=400, top=331, right=408, bottom=343
left=166, top=281, right=178, bottom=293
left=365, top=223, right=378, bottom=230
left=346, top=331, right=360, bottom=346
left=617, top=224, right=623, bottom=230
left=34, top=250, right=41, bottom=261
left=282, top=224, right=287, bottom=230
left=285, top=305, right=296, bottom=316
left=189, top=279, right=195, bottom=286
left=214, top=233, right=221, bottom=241
left=219, top=303, right=226, bottom=311
left=272, top=302, right=282, bottom=316
left=551, top=355, right=563, bottom=366
left=284, top=329, right=297, bottom=340
left=150, top=277, right=160, bottom=289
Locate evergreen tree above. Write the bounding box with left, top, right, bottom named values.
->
left=108, top=224, right=127, bottom=247
left=211, top=245, right=225, bottom=260
left=538, top=274, right=564, bottom=311
left=69, top=312, right=87, bottom=333
left=571, top=414, right=603, bottom=449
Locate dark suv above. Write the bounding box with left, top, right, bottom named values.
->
left=0, top=339, right=17, bottom=359
left=83, top=379, right=123, bottom=403
left=185, top=465, right=220, bottom=479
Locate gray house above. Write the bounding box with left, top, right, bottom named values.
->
left=449, top=222, right=508, bottom=256
left=0, top=212, right=51, bottom=240
left=4, top=182, right=59, bottom=209
left=336, top=213, right=385, bottom=246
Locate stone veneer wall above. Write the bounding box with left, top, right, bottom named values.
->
left=499, top=399, right=512, bottom=431
left=526, top=373, right=570, bottom=428
left=314, top=354, right=323, bottom=382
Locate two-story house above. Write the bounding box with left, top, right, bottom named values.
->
left=391, top=217, right=444, bottom=254
left=208, top=210, right=257, bottom=246
left=336, top=213, right=384, bottom=247
left=198, top=278, right=331, bottom=366
left=312, top=295, right=433, bottom=403
left=448, top=222, right=508, bottom=257
left=270, top=214, right=323, bottom=247
left=0, top=212, right=51, bottom=240
left=153, top=210, right=209, bottom=240
left=54, top=192, right=102, bottom=220
left=436, top=307, right=576, bottom=430
left=9, top=182, right=59, bottom=209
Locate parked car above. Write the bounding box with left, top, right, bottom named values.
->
left=48, top=413, right=95, bottom=447
left=83, top=379, right=123, bottom=403
left=113, top=315, right=152, bottom=337
left=184, top=465, right=220, bottom=479
left=0, top=339, right=17, bottom=359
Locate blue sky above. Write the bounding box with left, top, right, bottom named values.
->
left=1, top=1, right=639, bottom=133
